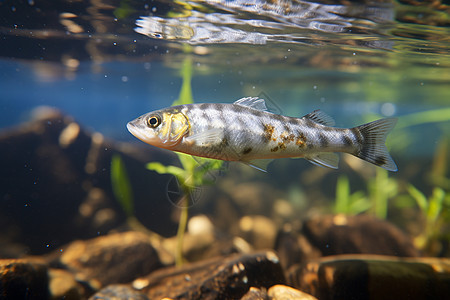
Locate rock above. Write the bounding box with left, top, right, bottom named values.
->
left=135, top=251, right=285, bottom=299
left=0, top=107, right=178, bottom=255
left=302, top=214, right=419, bottom=257
left=240, top=286, right=269, bottom=300
left=287, top=255, right=450, bottom=300
left=275, top=214, right=419, bottom=272
left=89, top=284, right=149, bottom=300
left=239, top=215, right=277, bottom=250
left=48, top=268, right=84, bottom=300
left=47, top=231, right=162, bottom=289
left=161, top=215, right=254, bottom=264
left=183, top=215, right=216, bottom=262
left=0, top=258, right=49, bottom=299
left=275, top=225, right=321, bottom=271
left=268, top=284, right=318, bottom=300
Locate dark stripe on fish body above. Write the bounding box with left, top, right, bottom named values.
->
left=198, top=103, right=213, bottom=111
left=342, top=134, right=354, bottom=147
left=282, top=123, right=291, bottom=134
left=272, top=113, right=285, bottom=123
left=288, top=118, right=300, bottom=126
left=351, top=127, right=363, bottom=145
left=242, top=147, right=253, bottom=155
left=318, top=133, right=329, bottom=147
left=251, top=109, right=264, bottom=118
left=218, top=107, right=228, bottom=126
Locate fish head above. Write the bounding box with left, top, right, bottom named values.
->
left=127, top=108, right=190, bottom=148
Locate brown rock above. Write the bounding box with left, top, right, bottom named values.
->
left=137, top=251, right=285, bottom=299
left=89, top=284, right=149, bottom=300
left=238, top=215, right=277, bottom=250
left=47, top=231, right=161, bottom=289
left=0, top=258, right=49, bottom=299
left=268, top=284, right=318, bottom=300
left=275, top=226, right=322, bottom=271
left=48, top=268, right=84, bottom=300
left=287, top=255, right=450, bottom=300
left=240, top=287, right=269, bottom=300
left=302, top=214, right=419, bottom=257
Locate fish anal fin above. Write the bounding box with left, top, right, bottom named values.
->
left=242, top=159, right=273, bottom=172
left=234, top=97, right=268, bottom=111
left=302, top=110, right=335, bottom=126
left=185, top=128, right=223, bottom=145
left=306, top=152, right=339, bottom=169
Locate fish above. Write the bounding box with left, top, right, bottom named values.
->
left=127, top=97, right=398, bottom=172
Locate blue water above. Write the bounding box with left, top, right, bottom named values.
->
left=1, top=57, right=446, bottom=161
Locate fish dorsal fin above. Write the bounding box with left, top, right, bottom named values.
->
left=234, top=97, right=268, bottom=111
left=242, top=159, right=273, bottom=172
left=306, top=152, right=339, bottom=169
left=185, top=128, right=223, bottom=145
left=302, top=110, right=335, bottom=126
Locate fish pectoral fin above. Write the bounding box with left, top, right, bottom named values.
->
left=305, top=153, right=339, bottom=169
left=233, top=97, right=268, bottom=111
left=302, top=110, right=335, bottom=126
left=242, top=159, right=273, bottom=172
left=185, top=128, right=224, bottom=145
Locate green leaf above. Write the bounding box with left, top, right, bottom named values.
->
left=113, top=0, right=136, bottom=19
left=111, top=154, right=134, bottom=217
left=335, top=175, right=350, bottom=214
left=427, top=187, right=445, bottom=222
left=171, top=58, right=193, bottom=106
left=146, top=162, right=186, bottom=178
left=407, top=184, right=428, bottom=213
left=349, top=192, right=371, bottom=215
left=177, top=152, right=198, bottom=172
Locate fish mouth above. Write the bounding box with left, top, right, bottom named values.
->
left=127, top=119, right=182, bottom=148
left=126, top=121, right=157, bottom=145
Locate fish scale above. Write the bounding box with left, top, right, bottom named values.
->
left=127, top=97, right=398, bottom=172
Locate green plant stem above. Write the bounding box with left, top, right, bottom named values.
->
left=175, top=194, right=189, bottom=266
left=375, top=168, right=387, bottom=219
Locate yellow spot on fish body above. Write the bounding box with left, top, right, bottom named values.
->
left=296, top=133, right=307, bottom=148
left=263, top=124, right=275, bottom=142
left=280, top=132, right=295, bottom=144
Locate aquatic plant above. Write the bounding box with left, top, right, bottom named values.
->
left=334, top=175, right=370, bottom=215
left=368, top=168, right=398, bottom=219
left=146, top=55, right=223, bottom=266
left=407, top=184, right=449, bottom=254
left=110, top=153, right=158, bottom=234
left=333, top=168, right=397, bottom=219
left=111, top=154, right=134, bottom=218
left=332, top=135, right=450, bottom=255
left=114, top=0, right=136, bottom=19
left=429, top=137, right=450, bottom=190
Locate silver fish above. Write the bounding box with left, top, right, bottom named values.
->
left=127, top=97, right=397, bottom=171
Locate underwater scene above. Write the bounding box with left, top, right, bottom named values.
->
left=0, top=0, right=449, bottom=299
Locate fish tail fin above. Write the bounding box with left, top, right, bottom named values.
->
left=353, top=118, right=398, bottom=172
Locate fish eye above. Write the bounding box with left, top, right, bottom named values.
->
left=147, top=115, right=161, bottom=128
